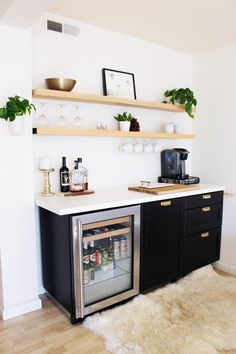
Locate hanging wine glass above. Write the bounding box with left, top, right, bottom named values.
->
left=73, top=105, right=82, bottom=128
left=56, top=104, right=68, bottom=128
left=36, top=102, right=49, bottom=127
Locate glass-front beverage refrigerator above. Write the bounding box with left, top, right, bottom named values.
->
left=71, top=205, right=140, bottom=319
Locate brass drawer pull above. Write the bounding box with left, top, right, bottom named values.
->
left=203, top=194, right=211, bottom=200
left=201, top=232, right=209, bottom=238
left=161, top=200, right=171, bottom=207
left=202, top=206, right=211, bottom=212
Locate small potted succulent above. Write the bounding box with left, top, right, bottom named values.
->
left=0, top=95, right=36, bottom=135
left=114, top=112, right=133, bottom=131
left=162, top=88, right=197, bottom=118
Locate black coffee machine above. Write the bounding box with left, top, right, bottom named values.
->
left=158, top=148, right=200, bottom=184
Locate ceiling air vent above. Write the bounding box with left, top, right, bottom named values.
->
left=47, top=20, right=79, bottom=37
left=47, top=20, right=62, bottom=33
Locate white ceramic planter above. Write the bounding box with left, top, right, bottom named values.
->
left=8, top=118, right=24, bottom=135
left=119, top=121, right=130, bottom=132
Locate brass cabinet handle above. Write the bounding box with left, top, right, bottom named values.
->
left=203, top=194, right=211, bottom=200
left=161, top=200, right=171, bottom=207
left=201, top=232, right=209, bottom=238
left=202, top=206, right=211, bottom=212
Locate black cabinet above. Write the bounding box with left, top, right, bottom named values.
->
left=140, top=197, right=185, bottom=291
left=183, top=227, right=221, bottom=272
left=182, top=191, right=223, bottom=274
left=39, top=189, right=224, bottom=313
left=140, top=191, right=224, bottom=292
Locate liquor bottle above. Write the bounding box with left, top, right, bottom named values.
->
left=77, top=157, right=88, bottom=190
left=95, top=245, right=102, bottom=269
left=89, top=240, right=96, bottom=281
left=70, top=159, right=84, bottom=192
left=101, top=248, right=108, bottom=272
left=107, top=237, right=115, bottom=270
left=60, top=157, right=70, bottom=192
left=83, top=242, right=90, bottom=285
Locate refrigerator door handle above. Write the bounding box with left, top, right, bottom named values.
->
left=72, top=218, right=85, bottom=319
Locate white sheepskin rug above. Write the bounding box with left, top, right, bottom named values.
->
left=83, top=266, right=236, bottom=354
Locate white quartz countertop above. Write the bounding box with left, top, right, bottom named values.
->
left=35, top=184, right=225, bottom=216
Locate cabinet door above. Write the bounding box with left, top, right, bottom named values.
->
left=183, top=227, right=221, bottom=274
left=140, top=198, right=184, bottom=291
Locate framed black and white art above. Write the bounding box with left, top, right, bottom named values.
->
left=102, top=68, right=136, bottom=99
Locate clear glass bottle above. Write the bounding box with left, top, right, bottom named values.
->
left=83, top=242, right=90, bottom=285
left=89, top=240, right=96, bottom=281
left=70, top=159, right=85, bottom=192
left=77, top=157, right=88, bottom=190
left=107, top=237, right=115, bottom=270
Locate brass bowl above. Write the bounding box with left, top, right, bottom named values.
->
left=45, top=78, right=76, bottom=92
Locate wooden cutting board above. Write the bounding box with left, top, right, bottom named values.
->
left=128, top=184, right=200, bottom=195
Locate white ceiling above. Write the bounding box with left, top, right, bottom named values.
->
left=48, top=0, right=236, bottom=54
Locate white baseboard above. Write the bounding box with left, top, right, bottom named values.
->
left=213, top=261, right=236, bottom=276
left=38, top=285, right=45, bottom=295
left=0, top=298, right=42, bottom=320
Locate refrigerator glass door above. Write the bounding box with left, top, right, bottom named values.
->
left=72, top=205, right=140, bottom=318
left=82, top=214, right=132, bottom=306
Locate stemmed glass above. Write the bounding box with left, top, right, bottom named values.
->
left=36, top=102, right=49, bottom=127
left=56, top=104, right=68, bottom=128
left=73, top=105, right=82, bottom=128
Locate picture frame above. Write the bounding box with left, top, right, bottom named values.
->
left=102, top=68, right=136, bottom=100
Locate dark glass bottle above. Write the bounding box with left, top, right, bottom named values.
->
left=60, top=157, right=70, bottom=192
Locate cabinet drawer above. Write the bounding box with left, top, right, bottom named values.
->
left=186, top=203, right=222, bottom=234
left=186, top=191, right=223, bottom=209
left=183, top=227, right=221, bottom=273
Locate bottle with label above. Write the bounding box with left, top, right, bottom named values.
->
left=95, top=245, right=102, bottom=269
left=77, top=157, right=88, bottom=190
left=89, top=240, right=96, bottom=281
left=101, top=248, right=108, bottom=272
left=83, top=242, right=90, bottom=285
left=70, top=159, right=85, bottom=192
left=60, top=156, right=70, bottom=193
left=107, top=237, right=115, bottom=270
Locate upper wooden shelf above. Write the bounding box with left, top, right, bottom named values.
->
left=32, top=128, right=194, bottom=139
left=32, top=89, right=185, bottom=112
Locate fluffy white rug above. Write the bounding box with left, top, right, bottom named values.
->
left=83, top=266, right=236, bottom=354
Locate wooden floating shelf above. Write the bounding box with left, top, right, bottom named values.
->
left=32, top=128, right=194, bottom=139
left=32, top=89, right=185, bottom=112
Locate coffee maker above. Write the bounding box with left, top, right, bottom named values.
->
left=158, top=148, right=200, bottom=184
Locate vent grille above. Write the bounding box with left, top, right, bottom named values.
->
left=47, top=20, right=79, bottom=37
left=47, top=20, right=62, bottom=33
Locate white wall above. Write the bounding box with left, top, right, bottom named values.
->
left=32, top=14, right=194, bottom=292
left=0, top=25, right=41, bottom=319
left=193, top=44, right=236, bottom=274
left=32, top=13, right=194, bottom=193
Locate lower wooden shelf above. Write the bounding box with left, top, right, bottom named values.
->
left=32, top=128, right=194, bottom=139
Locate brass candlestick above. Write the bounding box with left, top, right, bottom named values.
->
left=39, top=168, right=55, bottom=196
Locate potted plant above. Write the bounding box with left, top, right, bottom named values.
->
left=114, top=112, right=133, bottom=131
left=162, top=88, right=197, bottom=118
left=0, top=95, right=36, bottom=135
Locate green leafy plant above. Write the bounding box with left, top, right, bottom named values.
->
left=114, top=112, right=133, bottom=122
left=0, top=95, right=36, bottom=122
left=162, top=88, right=197, bottom=118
